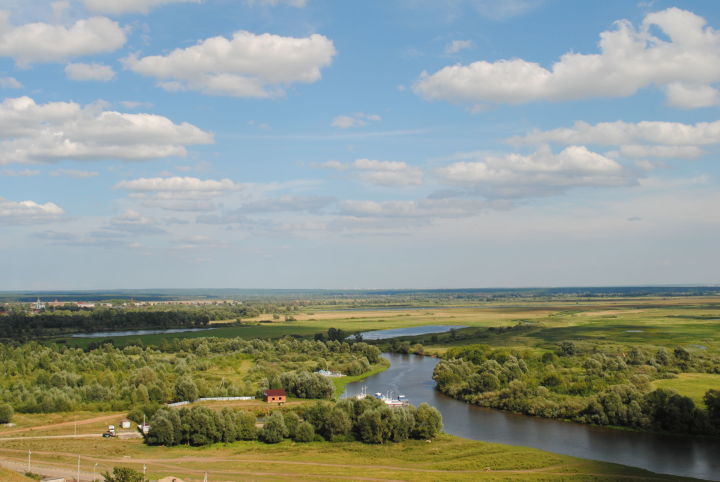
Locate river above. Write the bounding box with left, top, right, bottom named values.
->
left=69, top=327, right=214, bottom=338
left=343, top=353, right=720, bottom=481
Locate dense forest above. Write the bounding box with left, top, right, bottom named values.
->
left=0, top=300, right=312, bottom=338
left=0, top=337, right=382, bottom=415
left=146, top=398, right=442, bottom=446
left=433, top=342, right=720, bottom=436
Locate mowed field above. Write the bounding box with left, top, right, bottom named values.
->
left=652, top=373, right=720, bottom=406
left=0, top=411, right=695, bottom=481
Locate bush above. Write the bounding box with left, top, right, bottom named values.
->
left=0, top=403, right=14, bottom=424
left=102, top=466, right=145, bottom=482
left=293, top=421, right=315, bottom=442
left=259, top=411, right=287, bottom=443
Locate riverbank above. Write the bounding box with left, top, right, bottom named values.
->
left=343, top=353, right=720, bottom=481
left=332, top=358, right=391, bottom=398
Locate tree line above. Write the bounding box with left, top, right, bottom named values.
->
left=0, top=309, right=212, bottom=339
left=0, top=336, right=382, bottom=418
left=145, top=397, right=442, bottom=446
left=433, top=342, right=720, bottom=436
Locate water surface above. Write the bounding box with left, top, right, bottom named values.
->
left=355, top=325, right=466, bottom=340
left=343, top=353, right=720, bottom=481
left=70, top=327, right=214, bottom=338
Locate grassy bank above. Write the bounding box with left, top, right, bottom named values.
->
left=0, top=431, right=693, bottom=481
left=332, top=357, right=391, bottom=398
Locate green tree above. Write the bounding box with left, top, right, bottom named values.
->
left=102, top=466, right=146, bottom=482
left=260, top=411, right=287, bottom=443
left=174, top=377, right=199, bottom=402
left=293, top=421, right=315, bottom=442
left=704, top=389, right=720, bottom=422
left=413, top=403, right=442, bottom=439
left=0, top=403, right=14, bottom=424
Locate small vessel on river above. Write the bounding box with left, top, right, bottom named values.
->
left=354, top=386, right=410, bottom=406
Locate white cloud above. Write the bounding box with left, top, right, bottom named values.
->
left=0, top=12, right=126, bottom=66
left=120, top=100, right=153, bottom=109
left=65, top=62, right=115, bottom=81
left=0, top=76, right=21, bottom=88
left=124, top=30, right=335, bottom=98
left=664, top=82, right=720, bottom=109
left=320, top=158, right=423, bottom=187
left=115, top=176, right=240, bottom=211
left=0, top=197, right=64, bottom=224
left=0, top=96, right=213, bottom=165
left=2, top=168, right=39, bottom=176
left=618, top=145, right=703, bottom=159
left=338, top=198, right=491, bottom=219
left=438, top=145, right=634, bottom=198
left=245, top=0, right=308, bottom=7
left=105, top=209, right=165, bottom=235
left=444, top=39, right=473, bottom=55
left=49, top=169, right=99, bottom=178
left=116, top=176, right=238, bottom=196
left=331, top=113, right=382, bottom=129
left=509, top=119, right=720, bottom=159
left=414, top=8, right=720, bottom=108
left=83, top=0, right=201, bottom=15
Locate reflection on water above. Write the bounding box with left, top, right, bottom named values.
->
left=343, top=353, right=720, bottom=481
left=70, top=327, right=214, bottom=338
left=355, top=325, right=466, bottom=340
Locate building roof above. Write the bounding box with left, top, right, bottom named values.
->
left=264, top=389, right=287, bottom=397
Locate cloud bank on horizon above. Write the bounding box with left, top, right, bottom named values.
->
left=0, top=0, right=718, bottom=289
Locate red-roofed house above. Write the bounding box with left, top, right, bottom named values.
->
left=263, top=389, right=287, bottom=404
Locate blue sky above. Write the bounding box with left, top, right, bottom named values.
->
left=1, top=0, right=719, bottom=289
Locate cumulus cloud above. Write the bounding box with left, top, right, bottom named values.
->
left=331, top=113, right=382, bottom=129
left=115, top=176, right=240, bottom=211
left=414, top=8, right=720, bottom=108
left=0, top=96, right=213, bottom=165
left=509, top=119, right=720, bottom=159
left=124, top=30, right=335, bottom=98
left=0, top=12, right=126, bottom=66
left=444, top=40, right=473, bottom=55
left=65, top=62, right=115, bottom=81
left=320, top=158, right=423, bottom=187
left=0, top=76, right=21, bottom=88
left=438, top=145, right=634, bottom=198
left=0, top=197, right=64, bottom=224
left=83, top=0, right=201, bottom=15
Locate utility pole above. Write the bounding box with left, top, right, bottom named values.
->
left=93, top=462, right=98, bottom=482
left=203, top=472, right=208, bottom=482
left=27, top=450, right=31, bottom=473
left=143, top=464, right=147, bottom=478
left=77, top=455, right=80, bottom=482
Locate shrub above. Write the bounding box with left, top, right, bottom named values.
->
left=0, top=403, right=14, bottom=424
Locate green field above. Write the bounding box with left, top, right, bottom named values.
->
left=652, top=373, right=720, bottom=406
left=0, top=430, right=693, bottom=481
left=57, top=298, right=720, bottom=355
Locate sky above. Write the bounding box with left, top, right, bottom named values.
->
left=1, top=0, right=719, bottom=290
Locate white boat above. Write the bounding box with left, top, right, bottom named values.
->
left=374, top=391, right=410, bottom=406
